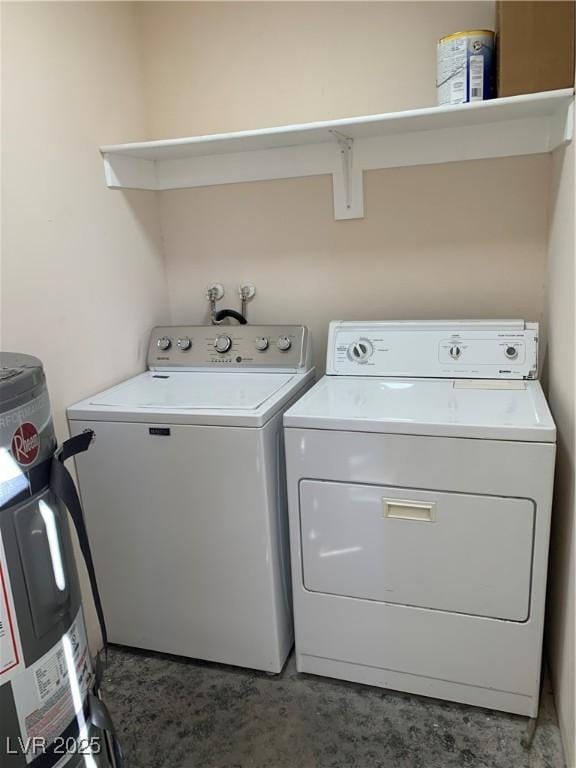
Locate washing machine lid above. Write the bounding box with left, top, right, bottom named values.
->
left=283, top=376, right=556, bottom=442
left=68, top=370, right=313, bottom=427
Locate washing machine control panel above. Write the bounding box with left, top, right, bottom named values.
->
left=327, top=321, right=539, bottom=379
left=148, top=325, right=310, bottom=371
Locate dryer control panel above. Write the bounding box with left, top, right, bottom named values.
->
left=327, top=320, right=538, bottom=379
left=148, top=325, right=311, bottom=372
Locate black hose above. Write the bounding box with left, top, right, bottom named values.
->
left=213, top=308, right=247, bottom=325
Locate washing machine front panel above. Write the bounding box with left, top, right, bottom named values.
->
left=300, top=480, right=534, bottom=621
left=70, top=416, right=292, bottom=673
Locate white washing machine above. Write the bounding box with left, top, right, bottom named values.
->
left=284, top=320, right=556, bottom=716
left=67, top=324, right=314, bottom=673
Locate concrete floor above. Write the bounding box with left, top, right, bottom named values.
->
left=103, top=647, right=565, bottom=768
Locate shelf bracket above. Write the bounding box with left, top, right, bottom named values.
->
left=330, top=130, right=364, bottom=220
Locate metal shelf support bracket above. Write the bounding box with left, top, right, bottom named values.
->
left=330, top=130, right=365, bottom=220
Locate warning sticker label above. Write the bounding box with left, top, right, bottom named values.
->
left=0, top=529, right=23, bottom=683
left=11, top=608, right=92, bottom=764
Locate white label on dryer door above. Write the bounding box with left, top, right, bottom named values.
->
left=0, top=529, right=24, bottom=683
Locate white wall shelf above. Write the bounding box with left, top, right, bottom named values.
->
left=101, top=89, right=574, bottom=220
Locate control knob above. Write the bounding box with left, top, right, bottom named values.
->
left=505, top=345, right=518, bottom=360
left=255, top=337, right=269, bottom=351
left=277, top=336, right=292, bottom=351
left=449, top=345, right=462, bottom=360
left=214, top=335, right=232, bottom=354
left=177, top=337, right=192, bottom=351
left=348, top=339, right=373, bottom=363
left=157, top=337, right=171, bottom=351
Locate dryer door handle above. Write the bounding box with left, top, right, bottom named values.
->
left=383, top=499, right=436, bottom=522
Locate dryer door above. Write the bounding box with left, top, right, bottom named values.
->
left=300, top=481, right=534, bottom=621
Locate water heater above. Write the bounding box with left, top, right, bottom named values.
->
left=0, top=352, right=120, bottom=768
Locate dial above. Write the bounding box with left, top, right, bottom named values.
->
left=449, top=345, right=462, bottom=360
left=277, top=336, right=292, bottom=351
left=255, top=337, right=269, bottom=352
left=157, top=337, right=171, bottom=351
left=214, top=335, right=232, bottom=354
left=347, top=339, right=373, bottom=363
left=505, top=345, right=518, bottom=359
left=177, top=337, right=192, bottom=351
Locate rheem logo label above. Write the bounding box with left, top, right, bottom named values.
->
left=11, top=422, right=40, bottom=466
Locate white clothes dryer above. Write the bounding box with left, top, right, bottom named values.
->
left=284, top=320, right=555, bottom=715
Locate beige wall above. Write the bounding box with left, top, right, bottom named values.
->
left=546, top=140, right=576, bottom=766
left=140, top=1, right=550, bottom=373
left=139, top=1, right=495, bottom=137
left=1, top=1, right=169, bottom=648
left=161, top=155, right=550, bottom=371
left=1, top=1, right=169, bottom=440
